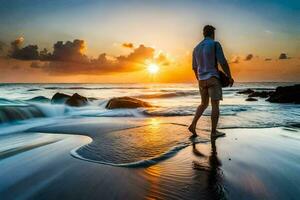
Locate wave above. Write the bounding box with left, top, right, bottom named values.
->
left=71, top=137, right=209, bottom=168
left=143, top=106, right=248, bottom=116
left=0, top=98, right=27, bottom=106
left=0, top=139, right=60, bottom=159
left=44, top=86, right=149, bottom=90
left=0, top=102, right=71, bottom=124
left=27, top=88, right=41, bottom=91
left=133, top=87, right=275, bottom=99
left=70, top=123, right=210, bottom=168
left=26, top=96, right=50, bottom=103
left=135, top=91, right=198, bottom=99
left=0, top=105, right=46, bottom=123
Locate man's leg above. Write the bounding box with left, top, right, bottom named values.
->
left=189, top=92, right=209, bottom=136
left=210, top=99, right=220, bottom=134
left=208, top=77, right=225, bottom=138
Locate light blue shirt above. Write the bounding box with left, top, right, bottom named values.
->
left=192, top=37, right=227, bottom=80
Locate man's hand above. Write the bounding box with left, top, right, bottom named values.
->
left=229, top=78, right=234, bottom=87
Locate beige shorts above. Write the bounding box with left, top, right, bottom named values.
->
left=198, top=77, right=223, bottom=101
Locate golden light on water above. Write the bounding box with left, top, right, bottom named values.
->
left=147, top=64, right=159, bottom=74
left=148, top=118, right=161, bottom=127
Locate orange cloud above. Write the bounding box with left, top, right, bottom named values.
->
left=6, top=38, right=167, bottom=75
left=36, top=44, right=158, bottom=75
left=122, top=42, right=134, bottom=48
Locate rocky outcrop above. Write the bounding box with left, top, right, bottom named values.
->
left=51, top=92, right=88, bottom=106
left=51, top=93, right=71, bottom=104
left=237, top=89, right=254, bottom=94
left=248, top=91, right=273, bottom=98
left=245, top=97, right=258, bottom=101
left=266, top=84, right=300, bottom=104
left=65, top=93, right=88, bottom=107
left=106, top=97, right=152, bottom=109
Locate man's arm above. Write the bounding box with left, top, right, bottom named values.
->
left=192, top=49, right=198, bottom=80
left=216, top=42, right=234, bottom=86
left=220, top=62, right=232, bottom=78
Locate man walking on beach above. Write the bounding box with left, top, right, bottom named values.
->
left=189, top=25, right=234, bottom=138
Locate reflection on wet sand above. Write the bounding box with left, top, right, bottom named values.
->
left=143, top=135, right=227, bottom=200
left=192, top=138, right=227, bottom=200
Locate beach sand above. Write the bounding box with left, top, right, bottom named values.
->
left=0, top=117, right=299, bottom=200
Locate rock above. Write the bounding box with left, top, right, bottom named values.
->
left=65, top=93, right=88, bottom=107
left=248, top=91, right=273, bottom=98
left=237, top=89, right=254, bottom=94
left=88, top=97, right=98, bottom=101
left=246, top=97, right=258, bottom=101
left=27, top=96, right=50, bottom=103
left=51, top=92, right=71, bottom=104
left=106, top=97, right=152, bottom=109
left=266, top=84, right=300, bottom=104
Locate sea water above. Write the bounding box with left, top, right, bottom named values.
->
left=0, top=82, right=299, bottom=134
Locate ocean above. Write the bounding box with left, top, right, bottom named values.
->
left=0, top=82, right=299, bottom=136
left=1, top=82, right=300, bottom=199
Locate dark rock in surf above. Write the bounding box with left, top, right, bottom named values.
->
left=88, top=97, right=98, bottom=101
left=27, top=96, right=50, bottom=103
left=266, top=84, right=300, bottom=104
left=248, top=91, right=273, bottom=98
left=245, top=97, right=258, bottom=101
left=0, top=105, right=45, bottom=123
left=106, top=97, right=152, bottom=109
left=65, top=93, right=88, bottom=107
left=237, top=89, right=254, bottom=94
left=51, top=93, right=71, bottom=104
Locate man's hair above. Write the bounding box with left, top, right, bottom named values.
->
left=203, top=25, right=215, bottom=37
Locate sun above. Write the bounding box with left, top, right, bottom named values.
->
left=147, top=64, right=159, bottom=74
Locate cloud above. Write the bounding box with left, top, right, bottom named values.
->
left=0, top=41, right=8, bottom=56
left=30, top=61, right=43, bottom=68
left=244, top=54, right=253, bottom=61
left=9, top=37, right=40, bottom=60
left=39, top=44, right=158, bottom=75
left=279, top=53, right=288, bottom=59
left=230, top=56, right=240, bottom=64
left=6, top=37, right=169, bottom=75
left=11, top=45, right=39, bottom=60
left=155, top=53, right=170, bottom=66
left=9, top=38, right=89, bottom=62
left=51, top=39, right=88, bottom=62
left=122, top=43, right=134, bottom=48
left=10, top=37, right=24, bottom=50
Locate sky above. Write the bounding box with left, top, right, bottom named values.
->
left=0, top=0, right=299, bottom=83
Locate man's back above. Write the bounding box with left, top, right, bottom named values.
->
left=193, top=37, right=227, bottom=81
left=189, top=25, right=233, bottom=138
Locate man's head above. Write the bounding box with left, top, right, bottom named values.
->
left=203, top=25, right=215, bottom=39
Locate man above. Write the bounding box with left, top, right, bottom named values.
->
left=188, top=25, right=234, bottom=138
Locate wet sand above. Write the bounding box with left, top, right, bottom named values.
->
left=0, top=117, right=299, bottom=200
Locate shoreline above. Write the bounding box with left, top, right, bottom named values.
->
left=0, top=118, right=299, bottom=199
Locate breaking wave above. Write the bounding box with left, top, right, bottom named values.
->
left=70, top=124, right=210, bottom=167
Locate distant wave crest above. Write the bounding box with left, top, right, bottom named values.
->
left=44, top=86, right=149, bottom=90
left=135, top=91, right=198, bottom=99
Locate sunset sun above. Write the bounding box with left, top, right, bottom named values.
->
left=147, top=64, right=159, bottom=74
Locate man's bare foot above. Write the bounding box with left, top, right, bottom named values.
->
left=211, top=130, right=226, bottom=139
left=188, top=125, right=198, bottom=137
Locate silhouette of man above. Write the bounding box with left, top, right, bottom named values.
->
left=189, top=25, right=234, bottom=138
